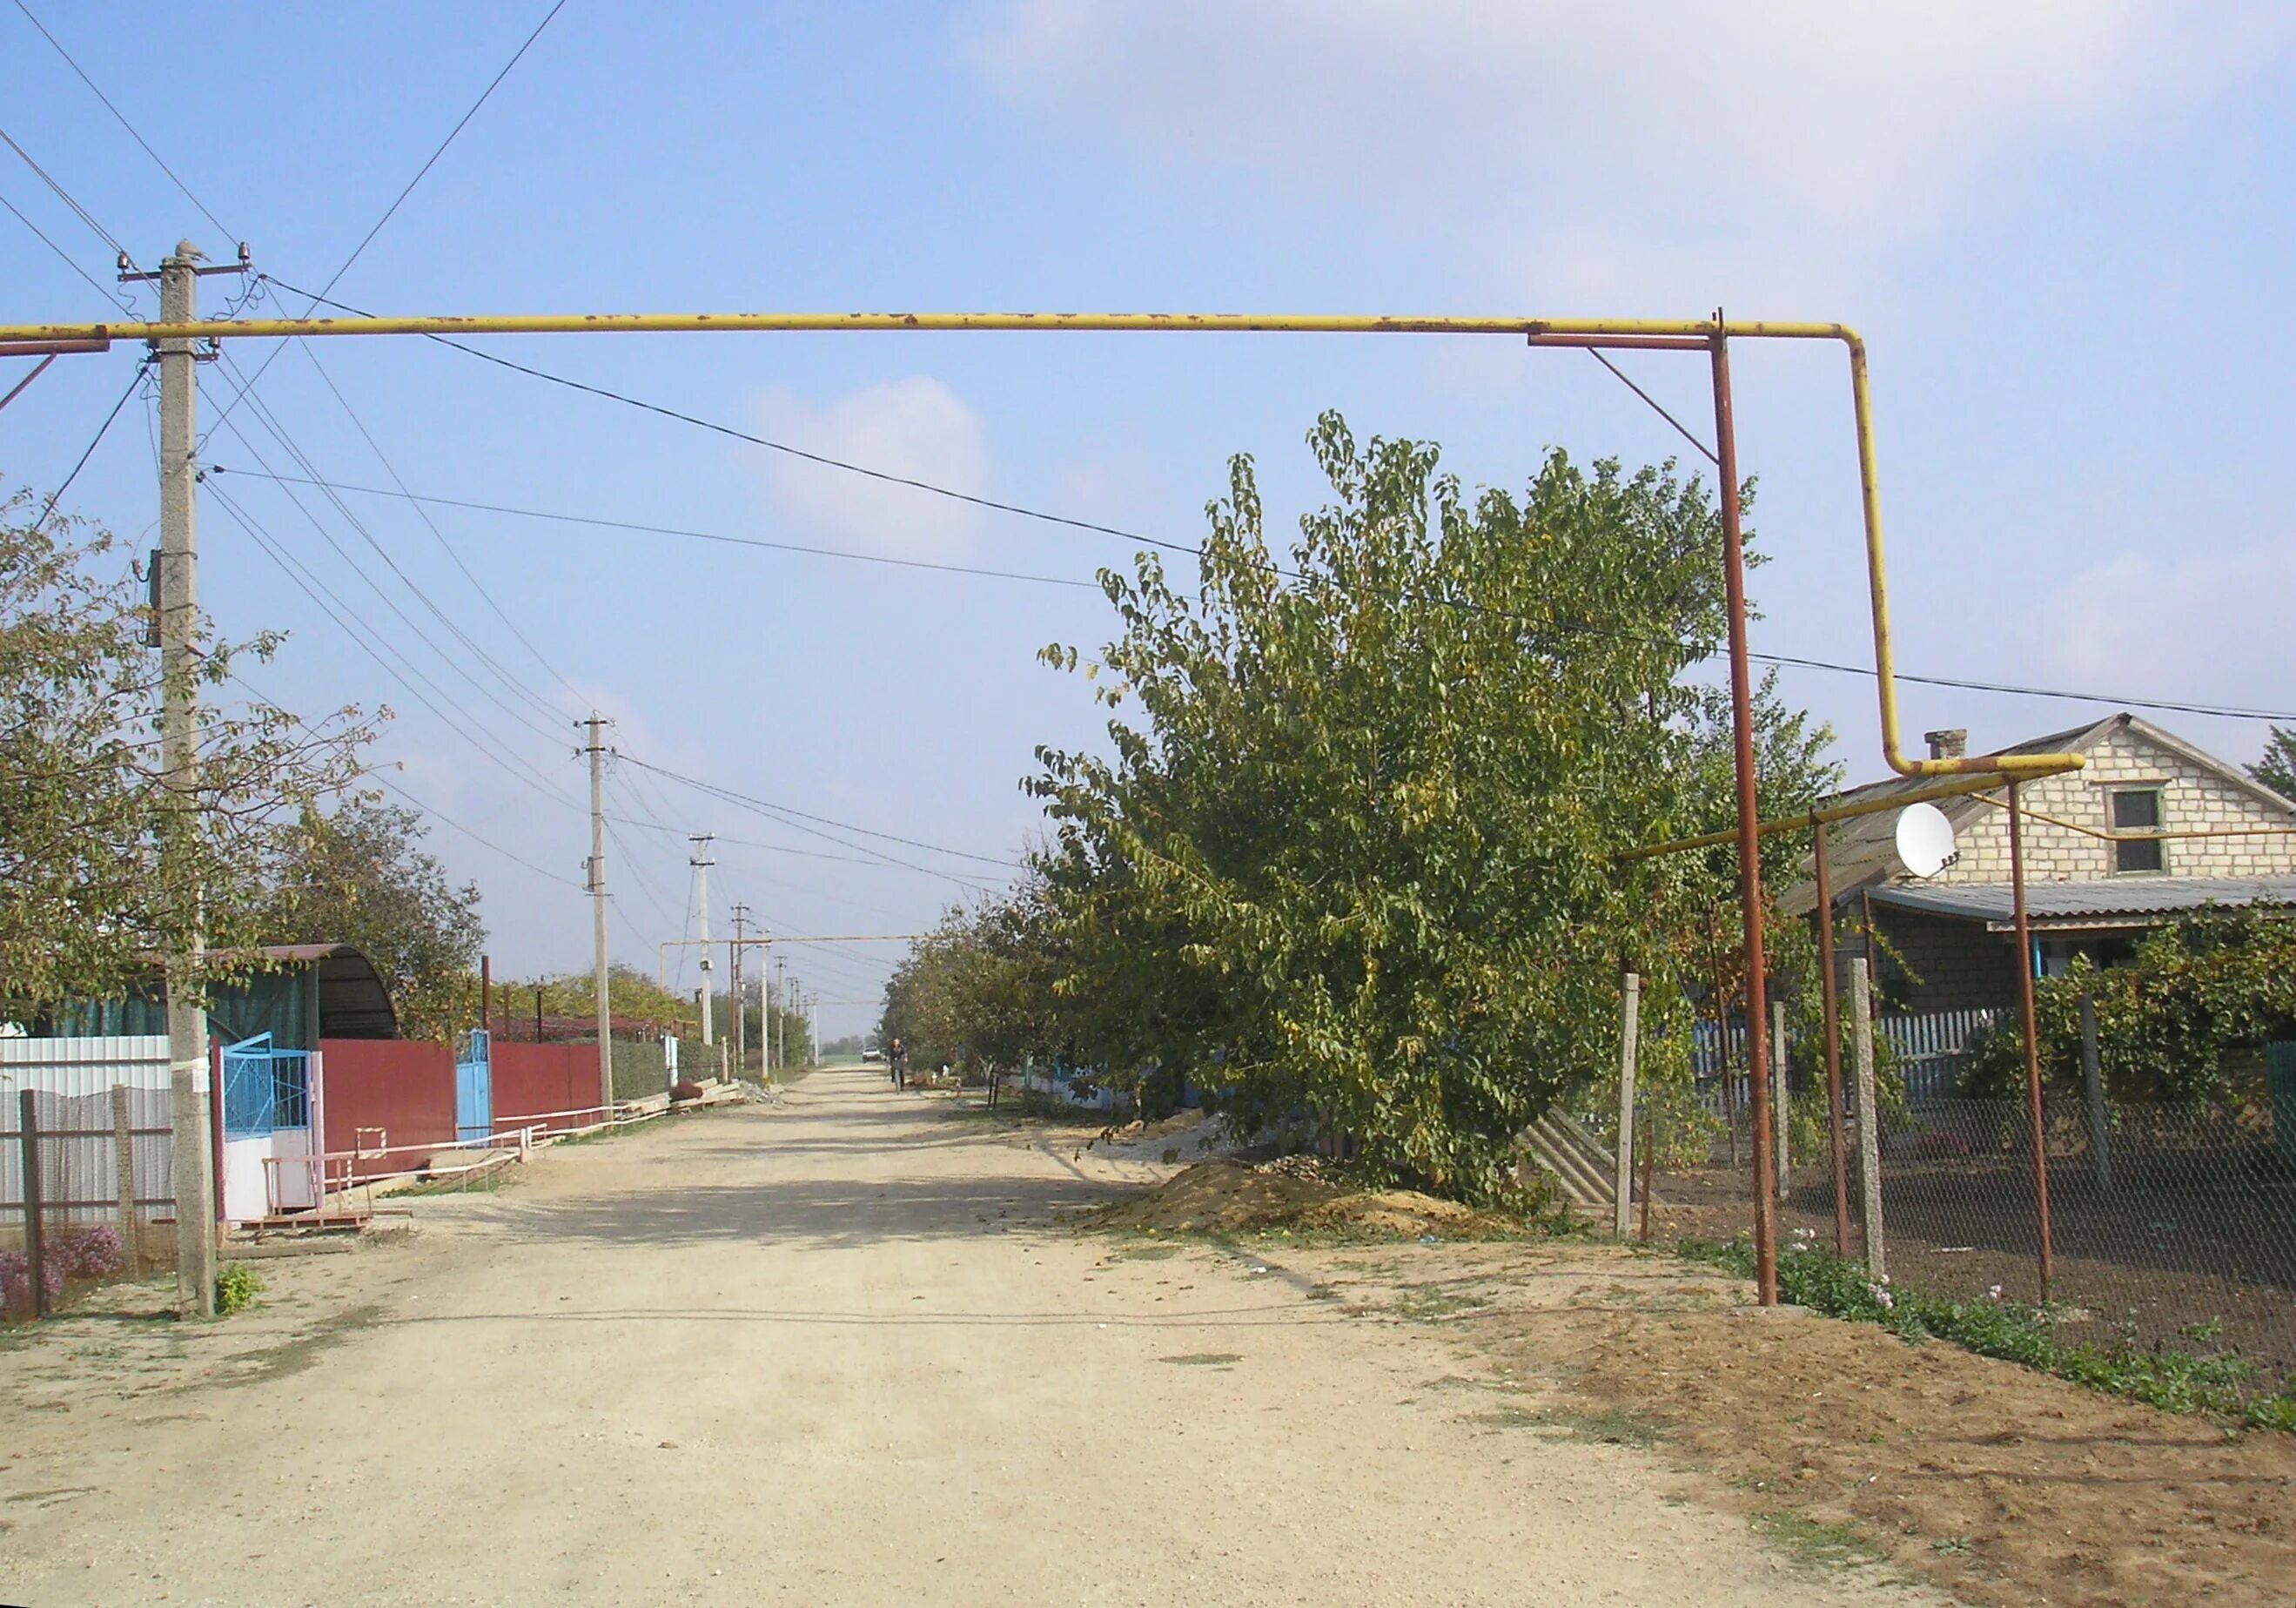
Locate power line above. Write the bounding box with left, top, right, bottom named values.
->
left=10, top=0, right=234, bottom=241
left=0, top=185, right=132, bottom=311
left=258, top=275, right=1209, bottom=566
left=204, top=1, right=567, bottom=441
left=204, top=463, right=1108, bottom=591
left=617, top=753, right=1024, bottom=868
left=32, top=361, right=146, bottom=531
left=288, top=341, right=592, bottom=708
left=205, top=476, right=585, bottom=811
left=205, top=360, right=575, bottom=742
left=0, top=121, right=132, bottom=265
left=320, top=0, right=567, bottom=298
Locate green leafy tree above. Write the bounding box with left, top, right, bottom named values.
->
left=1030, top=414, right=1834, bottom=1200
left=1, top=494, right=371, bottom=1012
left=265, top=798, right=484, bottom=1039
left=2249, top=727, right=2296, bottom=803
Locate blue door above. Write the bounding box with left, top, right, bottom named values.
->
left=455, top=1029, right=493, bottom=1143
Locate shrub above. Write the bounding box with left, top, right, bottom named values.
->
left=214, top=1263, right=263, bottom=1316
left=54, top=1225, right=124, bottom=1280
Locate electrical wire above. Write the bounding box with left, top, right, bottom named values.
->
left=31, top=360, right=145, bottom=530
left=9, top=0, right=233, bottom=241
left=205, top=475, right=584, bottom=811
left=204, top=464, right=1106, bottom=590
left=203, top=0, right=568, bottom=441
left=257, top=276, right=1208, bottom=566
left=205, top=362, right=575, bottom=743
left=0, top=185, right=132, bottom=311
left=287, top=342, right=592, bottom=709
left=616, top=753, right=1023, bottom=868
left=0, top=122, right=132, bottom=265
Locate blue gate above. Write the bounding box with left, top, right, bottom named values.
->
left=455, top=1029, right=493, bottom=1143
left=222, top=1033, right=311, bottom=1139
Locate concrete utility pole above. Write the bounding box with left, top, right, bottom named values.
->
left=730, top=903, right=750, bottom=1077
left=689, top=834, right=715, bottom=1046
left=809, top=991, right=821, bottom=1069
left=581, top=713, right=614, bottom=1113
left=775, top=956, right=787, bottom=1075
left=158, top=244, right=216, bottom=1318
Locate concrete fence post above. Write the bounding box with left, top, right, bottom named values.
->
left=112, top=1084, right=140, bottom=1273
left=2079, top=993, right=2112, bottom=1193
left=1615, top=973, right=1641, bottom=1239
left=19, top=1089, right=47, bottom=1319
left=1770, top=997, right=1790, bottom=1187
left=1850, top=958, right=1886, bottom=1282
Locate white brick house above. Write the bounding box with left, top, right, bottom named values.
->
left=1778, top=714, right=2296, bottom=1015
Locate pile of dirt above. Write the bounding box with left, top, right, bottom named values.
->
left=1096, top=1161, right=1507, bottom=1238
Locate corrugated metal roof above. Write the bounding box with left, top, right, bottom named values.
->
left=1868, top=876, right=2296, bottom=929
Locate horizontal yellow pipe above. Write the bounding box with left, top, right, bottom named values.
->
left=0, top=312, right=1862, bottom=344
left=1968, top=791, right=2296, bottom=843
left=0, top=302, right=2076, bottom=792
left=1617, top=762, right=2084, bottom=864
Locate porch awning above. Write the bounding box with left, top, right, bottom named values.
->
left=1868, top=876, right=2296, bottom=932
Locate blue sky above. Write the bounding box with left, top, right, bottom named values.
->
left=8, top=2, right=2296, bottom=1039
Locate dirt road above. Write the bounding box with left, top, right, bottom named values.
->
left=0, top=1068, right=1937, bottom=1606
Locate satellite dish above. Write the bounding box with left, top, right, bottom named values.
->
left=1894, top=801, right=1958, bottom=878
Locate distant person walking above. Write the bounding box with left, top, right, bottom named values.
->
left=887, top=1037, right=907, bottom=1091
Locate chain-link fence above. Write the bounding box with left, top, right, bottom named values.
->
left=1643, top=1068, right=2296, bottom=1396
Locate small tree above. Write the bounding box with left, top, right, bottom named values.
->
left=2250, top=727, right=2296, bottom=804
left=265, top=798, right=484, bottom=1039
left=1, top=495, right=371, bottom=1012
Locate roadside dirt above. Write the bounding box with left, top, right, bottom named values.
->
left=1093, top=1158, right=1508, bottom=1238
left=1251, top=1239, right=2296, bottom=1608
left=0, top=1069, right=1945, bottom=1606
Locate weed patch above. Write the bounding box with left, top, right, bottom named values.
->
left=1750, top=1509, right=1885, bottom=1570
left=1678, top=1236, right=2296, bottom=1431
left=213, top=1265, right=262, bottom=1318
left=1158, top=1352, right=1242, bottom=1368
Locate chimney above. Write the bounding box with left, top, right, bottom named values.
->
left=1924, top=729, right=1968, bottom=761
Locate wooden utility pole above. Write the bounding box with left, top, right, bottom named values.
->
left=157, top=244, right=216, bottom=1317
left=581, top=713, right=614, bottom=1113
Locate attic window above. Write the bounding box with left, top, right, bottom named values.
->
left=2111, top=788, right=2165, bottom=874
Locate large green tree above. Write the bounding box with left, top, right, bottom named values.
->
left=1029, top=414, right=1833, bottom=1199
left=265, top=797, right=484, bottom=1039
left=1, top=495, right=371, bottom=1012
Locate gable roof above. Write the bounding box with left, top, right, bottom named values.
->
left=1773, top=713, right=2293, bottom=917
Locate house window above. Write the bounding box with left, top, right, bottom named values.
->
left=2111, top=788, right=2165, bottom=873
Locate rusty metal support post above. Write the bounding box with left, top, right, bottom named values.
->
left=1709, top=322, right=1778, bottom=1304
left=1814, top=821, right=1850, bottom=1256
left=2007, top=780, right=2055, bottom=1303
left=19, top=1089, right=46, bottom=1319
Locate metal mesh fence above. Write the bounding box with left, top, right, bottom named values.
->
left=1648, top=1087, right=2296, bottom=1396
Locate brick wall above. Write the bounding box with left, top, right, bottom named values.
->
left=1937, top=725, right=2296, bottom=885
left=1876, top=909, right=2020, bottom=1015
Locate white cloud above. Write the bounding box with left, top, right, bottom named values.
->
left=751, top=377, right=990, bottom=559
left=963, top=1, right=2288, bottom=294
left=2042, top=545, right=2296, bottom=720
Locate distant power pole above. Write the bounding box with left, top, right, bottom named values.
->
left=689, top=833, right=715, bottom=1046
left=774, top=956, right=788, bottom=1073
left=809, top=991, right=821, bottom=1068
left=582, top=714, right=614, bottom=1113
left=156, top=243, right=216, bottom=1318
left=730, top=902, right=750, bottom=1076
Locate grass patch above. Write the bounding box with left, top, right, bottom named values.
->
left=1750, top=1510, right=1886, bottom=1570
left=952, top=1093, right=1113, bottom=1128
left=1392, top=1282, right=1487, bottom=1322
left=1679, top=1236, right=2296, bottom=1432
left=1534, top=1403, right=1668, bottom=1448
left=1158, top=1352, right=1242, bottom=1367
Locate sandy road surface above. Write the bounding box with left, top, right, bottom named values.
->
left=0, top=1068, right=1938, bottom=1606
